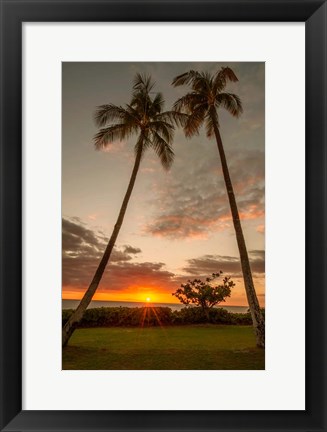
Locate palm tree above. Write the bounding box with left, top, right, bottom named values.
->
left=62, top=74, right=184, bottom=347
left=172, top=67, right=265, bottom=348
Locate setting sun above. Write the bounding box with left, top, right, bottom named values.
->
left=146, top=297, right=151, bottom=302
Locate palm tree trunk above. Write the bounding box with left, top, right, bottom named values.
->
left=62, top=148, right=143, bottom=347
left=210, top=109, right=265, bottom=348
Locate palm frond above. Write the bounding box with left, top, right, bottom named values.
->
left=213, top=67, right=239, bottom=93
left=150, top=132, right=175, bottom=170
left=125, top=103, right=142, bottom=122
left=133, top=73, right=155, bottom=93
left=94, top=104, right=128, bottom=127
left=130, top=91, right=151, bottom=116
left=155, top=110, right=189, bottom=128
left=93, top=123, right=135, bottom=150
left=172, top=70, right=201, bottom=87
left=173, top=93, right=206, bottom=113
left=149, top=92, right=164, bottom=116
left=200, top=71, right=214, bottom=92
left=184, top=71, right=210, bottom=94
left=183, top=105, right=207, bottom=138
left=149, top=120, right=174, bottom=143
left=221, top=67, right=239, bottom=82
left=216, top=92, right=243, bottom=117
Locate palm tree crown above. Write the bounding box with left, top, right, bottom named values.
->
left=94, top=73, right=183, bottom=169
left=172, top=67, right=243, bottom=138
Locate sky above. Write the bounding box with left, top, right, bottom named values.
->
left=62, top=62, right=265, bottom=306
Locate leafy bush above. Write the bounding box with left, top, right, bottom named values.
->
left=172, top=272, right=235, bottom=319
left=172, top=307, right=241, bottom=325
left=62, top=306, right=264, bottom=328
left=62, top=306, right=174, bottom=328
left=62, top=309, right=73, bottom=326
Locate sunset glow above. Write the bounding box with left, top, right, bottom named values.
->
left=62, top=62, right=265, bottom=308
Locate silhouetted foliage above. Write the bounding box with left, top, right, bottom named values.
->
left=62, top=305, right=263, bottom=328
left=172, top=272, right=235, bottom=320
left=62, top=307, right=174, bottom=328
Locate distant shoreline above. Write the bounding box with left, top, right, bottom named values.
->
left=62, top=299, right=251, bottom=314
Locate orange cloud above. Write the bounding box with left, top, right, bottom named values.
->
left=62, top=285, right=180, bottom=304
left=256, top=224, right=265, bottom=234
left=239, top=205, right=265, bottom=220
left=87, top=213, right=98, bottom=221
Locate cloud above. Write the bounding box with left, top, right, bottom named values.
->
left=182, top=250, right=265, bottom=277
left=101, top=261, right=176, bottom=292
left=256, top=224, right=265, bottom=234
left=62, top=217, right=134, bottom=262
left=62, top=218, right=264, bottom=305
left=63, top=217, right=102, bottom=252
left=248, top=250, right=265, bottom=261
left=123, top=245, right=141, bottom=255
left=87, top=213, right=98, bottom=221
left=62, top=217, right=178, bottom=294
left=144, top=147, right=265, bottom=239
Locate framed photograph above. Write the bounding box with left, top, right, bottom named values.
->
left=0, top=1, right=326, bottom=431
left=61, top=59, right=267, bottom=370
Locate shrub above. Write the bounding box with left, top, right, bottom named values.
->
left=62, top=306, right=264, bottom=328
left=172, top=307, right=238, bottom=325
left=62, top=309, right=73, bottom=326
left=172, top=272, right=235, bottom=319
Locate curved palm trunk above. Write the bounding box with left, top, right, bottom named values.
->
left=62, top=148, right=143, bottom=347
left=210, top=109, right=265, bottom=348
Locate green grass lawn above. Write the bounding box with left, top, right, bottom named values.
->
left=62, top=325, right=265, bottom=370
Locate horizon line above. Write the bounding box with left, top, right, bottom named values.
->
left=62, top=298, right=251, bottom=308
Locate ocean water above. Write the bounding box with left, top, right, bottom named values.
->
left=62, top=299, right=249, bottom=314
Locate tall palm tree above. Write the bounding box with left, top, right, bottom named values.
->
left=62, top=74, right=184, bottom=347
left=172, top=67, right=265, bottom=348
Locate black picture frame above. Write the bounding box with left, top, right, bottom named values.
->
left=0, top=1, right=326, bottom=431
